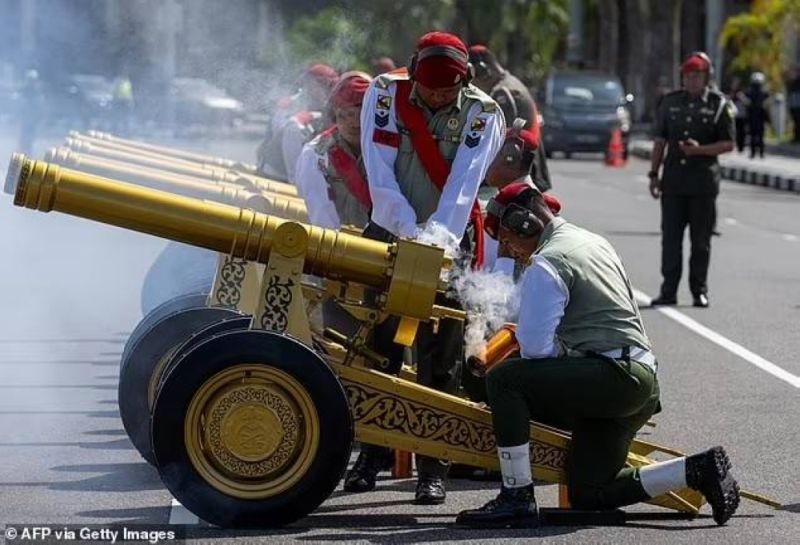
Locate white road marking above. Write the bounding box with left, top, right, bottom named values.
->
left=723, top=217, right=738, bottom=225
left=781, top=233, right=798, bottom=242
left=169, top=498, right=200, bottom=525
left=633, top=289, right=800, bottom=389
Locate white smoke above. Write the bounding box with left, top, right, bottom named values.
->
left=448, top=260, right=521, bottom=361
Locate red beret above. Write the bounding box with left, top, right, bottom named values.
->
left=414, top=31, right=469, bottom=88
left=329, top=71, right=372, bottom=108
left=304, top=64, right=340, bottom=89
left=484, top=182, right=561, bottom=239
left=681, top=54, right=710, bottom=75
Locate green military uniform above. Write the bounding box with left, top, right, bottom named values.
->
left=488, top=71, right=551, bottom=191
left=488, top=218, right=661, bottom=508
left=653, top=88, right=735, bottom=300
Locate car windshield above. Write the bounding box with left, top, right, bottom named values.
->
left=552, top=76, right=623, bottom=107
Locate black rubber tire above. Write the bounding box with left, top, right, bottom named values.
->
left=151, top=330, right=353, bottom=528
left=154, top=315, right=252, bottom=396
left=121, top=292, right=208, bottom=369
left=118, top=306, right=241, bottom=465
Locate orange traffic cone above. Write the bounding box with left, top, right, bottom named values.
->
left=604, top=127, right=626, bottom=167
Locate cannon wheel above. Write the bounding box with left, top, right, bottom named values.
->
left=120, top=292, right=209, bottom=368
left=153, top=315, right=253, bottom=396
left=151, top=330, right=353, bottom=528
left=119, top=306, right=241, bottom=464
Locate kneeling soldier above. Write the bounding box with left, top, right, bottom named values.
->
left=456, top=182, right=740, bottom=528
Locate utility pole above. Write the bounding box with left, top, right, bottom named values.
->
left=705, top=0, right=723, bottom=86
left=159, top=0, right=182, bottom=133
left=20, top=0, right=37, bottom=69
left=567, top=0, right=584, bottom=68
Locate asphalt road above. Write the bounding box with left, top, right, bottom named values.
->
left=0, top=132, right=798, bottom=544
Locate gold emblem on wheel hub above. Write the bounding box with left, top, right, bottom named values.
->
left=185, top=365, right=319, bottom=499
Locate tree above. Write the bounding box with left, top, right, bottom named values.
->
left=721, top=0, right=800, bottom=88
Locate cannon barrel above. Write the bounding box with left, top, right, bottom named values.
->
left=45, top=148, right=308, bottom=221
left=7, top=154, right=444, bottom=315
left=85, top=130, right=260, bottom=175
left=65, top=136, right=297, bottom=197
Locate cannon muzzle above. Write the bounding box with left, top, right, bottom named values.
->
left=8, top=154, right=445, bottom=319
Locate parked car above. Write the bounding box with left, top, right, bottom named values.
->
left=538, top=71, right=633, bottom=158
left=46, top=74, right=115, bottom=129
left=170, top=77, right=245, bottom=128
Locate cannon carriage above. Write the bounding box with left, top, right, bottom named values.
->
left=7, top=147, right=774, bottom=528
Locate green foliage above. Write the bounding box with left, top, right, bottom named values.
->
left=285, top=7, right=371, bottom=71
left=721, top=0, right=800, bottom=88
left=280, top=0, right=569, bottom=85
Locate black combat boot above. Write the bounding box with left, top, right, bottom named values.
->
left=343, top=445, right=394, bottom=492
left=456, top=484, right=540, bottom=528
left=415, top=474, right=446, bottom=505
left=685, top=446, right=740, bottom=525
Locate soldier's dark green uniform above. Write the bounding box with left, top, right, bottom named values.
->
left=652, top=88, right=734, bottom=302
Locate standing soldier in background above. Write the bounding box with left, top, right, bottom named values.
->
left=371, top=56, right=397, bottom=76
left=787, top=64, right=800, bottom=144
left=345, top=31, right=504, bottom=505
left=294, top=71, right=373, bottom=336
left=468, top=45, right=551, bottom=192
left=256, top=63, right=339, bottom=181
left=294, top=71, right=372, bottom=230
left=745, top=72, right=769, bottom=160
left=648, top=52, right=734, bottom=309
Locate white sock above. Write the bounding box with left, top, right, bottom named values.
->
left=639, top=457, right=687, bottom=498
left=497, top=444, right=532, bottom=488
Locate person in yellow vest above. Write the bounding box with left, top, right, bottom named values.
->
left=344, top=31, right=504, bottom=505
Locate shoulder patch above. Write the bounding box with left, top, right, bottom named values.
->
left=375, top=71, right=409, bottom=90
left=374, top=111, right=389, bottom=128
left=376, top=94, right=392, bottom=111
left=464, top=84, right=498, bottom=113
left=464, top=133, right=482, bottom=148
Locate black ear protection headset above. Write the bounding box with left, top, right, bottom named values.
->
left=485, top=187, right=543, bottom=238
left=502, top=118, right=529, bottom=165
left=408, top=45, right=475, bottom=86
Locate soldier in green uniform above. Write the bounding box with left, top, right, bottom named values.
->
left=648, top=52, right=735, bottom=308
left=468, top=45, right=551, bottom=192
left=456, top=182, right=741, bottom=528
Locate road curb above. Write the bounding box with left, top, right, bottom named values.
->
left=630, top=142, right=800, bottom=194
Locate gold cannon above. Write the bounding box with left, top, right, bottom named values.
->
left=6, top=155, right=775, bottom=528
left=65, top=133, right=297, bottom=197
left=45, top=146, right=307, bottom=220
left=85, top=129, right=262, bottom=177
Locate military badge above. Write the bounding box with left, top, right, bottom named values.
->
left=374, top=112, right=389, bottom=128
left=377, top=95, right=392, bottom=111
left=464, top=133, right=481, bottom=148
left=447, top=117, right=459, bottom=130
left=470, top=116, right=487, bottom=132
